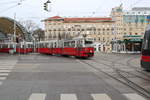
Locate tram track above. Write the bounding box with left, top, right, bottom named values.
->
left=92, top=59, right=150, bottom=81
left=93, top=54, right=150, bottom=81
left=78, top=58, right=150, bottom=99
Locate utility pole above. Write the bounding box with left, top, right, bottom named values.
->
left=14, top=13, right=16, bottom=42
left=13, top=13, right=16, bottom=52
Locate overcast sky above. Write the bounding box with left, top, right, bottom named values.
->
left=0, top=0, right=150, bottom=28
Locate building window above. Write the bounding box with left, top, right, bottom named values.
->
left=135, top=33, right=138, bottom=35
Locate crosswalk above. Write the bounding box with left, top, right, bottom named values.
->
left=0, top=60, right=17, bottom=86
left=27, top=93, right=147, bottom=100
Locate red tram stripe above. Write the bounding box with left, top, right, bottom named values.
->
left=141, top=56, right=150, bottom=62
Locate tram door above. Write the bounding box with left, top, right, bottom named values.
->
left=76, top=40, right=83, bottom=57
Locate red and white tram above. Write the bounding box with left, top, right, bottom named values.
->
left=0, top=42, right=33, bottom=54
left=37, top=37, right=94, bottom=58
left=0, top=42, right=14, bottom=53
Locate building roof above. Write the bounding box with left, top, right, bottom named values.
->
left=132, top=7, right=150, bottom=11
left=64, top=17, right=112, bottom=21
left=0, top=17, right=30, bottom=41
left=45, top=16, right=113, bottom=22
left=48, top=16, right=63, bottom=19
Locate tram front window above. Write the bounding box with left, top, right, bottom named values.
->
left=85, top=40, right=93, bottom=45
left=84, top=40, right=93, bottom=47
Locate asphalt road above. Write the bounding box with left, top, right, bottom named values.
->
left=0, top=53, right=149, bottom=100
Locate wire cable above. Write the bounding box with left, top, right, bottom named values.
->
left=0, top=3, right=21, bottom=14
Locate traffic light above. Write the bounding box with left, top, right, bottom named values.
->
left=44, top=3, right=48, bottom=11
left=46, top=0, right=51, bottom=3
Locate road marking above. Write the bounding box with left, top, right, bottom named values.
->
left=0, top=73, right=9, bottom=76
left=0, top=77, right=6, bottom=80
left=123, top=93, right=147, bottom=100
left=61, top=94, right=78, bottom=100
left=28, top=93, right=46, bottom=100
left=91, top=94, right=111, bottom=100
left=0, top=82, right=2, bottom=85
left=0, top=70, right=11, bottom=73
left=0, top=67, right=13, bottom=69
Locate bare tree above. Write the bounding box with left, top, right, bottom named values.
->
left=19, top=20, right=39, bottom=33
left=33, top=28, right=45, bottom=41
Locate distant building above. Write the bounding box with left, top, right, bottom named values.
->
left=111, top=6, right=150, bottom=53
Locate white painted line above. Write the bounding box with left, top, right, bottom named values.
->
left=91, top=94, right=112, bottom=100
left=28, top=93, right=46, bottom=100
left=0, top=68, right=13, bottom=70
left=0, top=81, right=2, bottom=85
left=0, top=70, right=11, bottom=73
left=123, top=93, right=147, bottom=100
left=0, top=77, right=6, bottom=80
left=61, top=94, right=78, bottom=100
left=0, top=73, right=9, bottom=76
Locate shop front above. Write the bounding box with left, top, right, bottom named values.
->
left=112, top=35, right=143, bottom=53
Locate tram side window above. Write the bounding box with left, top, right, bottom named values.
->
left=77, top=40, right=83, bottom=47
left=64, top=42, right=69, bottom=47
left=51, top=43, right=53, bottom=48
left=45, top=43, right=49, bottom=48
left=71, top=41, right=75, bottom=47
left=143, top=31, right=150, bottom=50
left=10, top=44, right=13, bottom=48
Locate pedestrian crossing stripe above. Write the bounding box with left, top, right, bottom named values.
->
left=91, top=94, right=111, bottom=100
left=27, top=93, right=147, bottom=100
left=61, top=94, right=77, bottom=100
left=123, top=93, right=147, bottom=100
left=0, top=73, right=9, bottom=76
left=0, top=81, right=2, bottom=85
left=0, top=67, right=14, bottom=70
left=28, top=93, right=46, bottom=100
left=0, top=70, right=11, bottom=73
left=0, top=77, right=6, bottom=80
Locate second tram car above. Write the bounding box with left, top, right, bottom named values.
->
left=0, top=42, right=14, bottom=53
left=0, top=42, right=33, bottom=54
left=141, top=25, right=150, bottom=70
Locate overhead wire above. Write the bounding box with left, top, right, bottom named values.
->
left=0, top=1, right=18, bottom=5
left=0, top=4, right=20, bottom=14
left=0, top=0, right=28, bottom=14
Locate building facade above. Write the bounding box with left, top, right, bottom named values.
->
left=44, top=6, right=150, bottom=53
left=111, top=6, right=150, bottom=53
